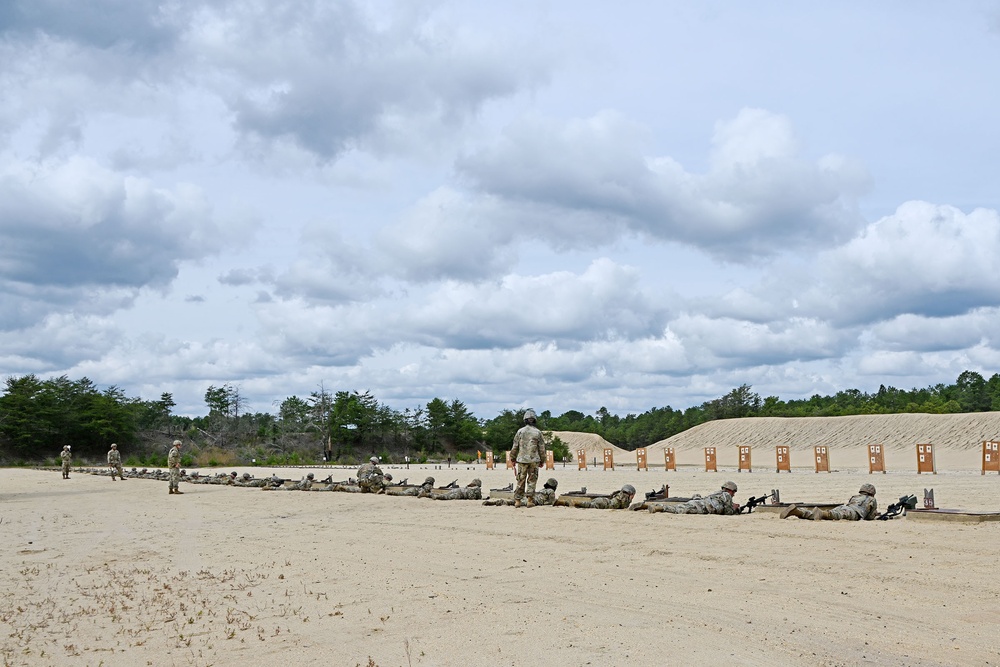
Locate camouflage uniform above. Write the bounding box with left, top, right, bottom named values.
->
left=483, top=488, right=558, bottom=506
left=284, top=475, right=314, bottom=491
left=167, top=442, right=182, bottom=493
left=60, top=446, right=72, bottom=479
left=386, top=477, right=434, bottom=497
left=484, top=479, right=557, bottom=506
left=781, top=484, right=879, bottom=521
left=511, top=415, right=546, bottom=505
left=653, top=487, right=737, bottom=515
left=577, top=488, right=634, bottom=509
left=825, top=494, right=879, bottom=520
left=107, top=445, right=124, bottom=480
left=357, top=459, right=387, bottom=493
left=434, top=479, right=482, bottom=500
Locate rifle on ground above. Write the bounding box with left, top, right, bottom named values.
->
left=644, top=484, right=669, bottom=501
left=739, top=490, right=779, bottom=514
left=876, top=494, right=917, bottom=520
left=440, top=479, right=458, bottom=489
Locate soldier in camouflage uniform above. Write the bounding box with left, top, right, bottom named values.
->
left=357, top=456, right=388, bottom=493
left=385, top=476, right=434, bottom=496
left=511, top=408, right=546, bottom=507
left=106, top=443, right=125, bottom=481
left=484, top=478, right=558, bottom=506
left=434, top=479, right=482, bottom=500
left=60, top=445, right=72, bottom=479
left=167, top=440, right=183, bottom=494
left=780, top=483, right=878, bottom=520
left=576, top=484, right=635, bottom=509
left=234, top=473, right=270, bottom=488
left=649, top=481, right=740, bottom=514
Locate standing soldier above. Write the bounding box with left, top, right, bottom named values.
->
left=511, top=408, right=546, bottom=508
left=60, top=445, right=72, bottom=479
left=167, top=440, right=184, bottom=495
left=107, top=443, right=125, bottom=481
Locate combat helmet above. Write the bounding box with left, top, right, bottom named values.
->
left=622, top=484, right=636, bottom=496
left=523, top=408, right=537, bottom=423
left=384, top=474, right=393, bottom=482
left=424, top=476, right=435, bottom=486
left=242, top=473, right=252, bottom=480
left=469, top=478, right=482, bottom=487
left=859, top=483, right=876, bottom=496
left=306, top=473, right=315, bottom=479
left=543, top=478, right=558, bottom=490
left=722, top=480, right=738, bottom=493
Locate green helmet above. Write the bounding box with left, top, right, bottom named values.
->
left=722, top=481, right=738, bottom=493
left=859, top=483, right=876, bottom=496
left=544, top=478, right=558, bottom=490
left=424, top=476, right=435, bottom=486
left=469, top=478, right=482, bottom=487
left=622, top=484, right=636, bottom=495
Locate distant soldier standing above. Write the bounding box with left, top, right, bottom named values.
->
left=107, top=443, right=125, bottom=481
left=511, top=408, right=546, bottom=508
left=168, top=440, right=184, bottom=495
left=60, top=445, right=72, bottom=479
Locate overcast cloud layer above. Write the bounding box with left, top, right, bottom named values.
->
left=2, top=1, right=999, bottom=418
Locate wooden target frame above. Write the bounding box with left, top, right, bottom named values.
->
left=545, top=450, right=555, bottom=470
left=663, top=447, right=676, bottom=471
left=868, top=443, right=886, bottom=474
left=775, top=445, right=791, bottom=473
left=983, top=441, right=1000, bottom=475
left=577, top=449, right=587, bottom=470
left=636, top=447, right=648, bottom=471
left=704, top=447, right=717, bottom=473
left=506, top=450, right=514, bottom=470
left=738, top=445, right=752, bottom=473
left=916, top=443, right=936, bottom=474
left=814, top=445, right=830, bottom=473
left=603, top=448, right=614, bottom=471
left=485, top=451, right=495, bottom=470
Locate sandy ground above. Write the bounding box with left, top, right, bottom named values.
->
left=3, top=456, right=999, bottom=667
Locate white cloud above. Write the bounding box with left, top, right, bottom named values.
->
left=456, top=108, right=871, bottom=261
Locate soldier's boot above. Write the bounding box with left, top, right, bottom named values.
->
left=174, top=489, right=184, bottom=494
left=514, top=499, right=523, bottom=508
left=168, top=488, right=175, bottom=494
left=780, top=504, right=810, bottom=520
left=648, top=504, right=664, bottom=513
left=526, top=498, right=536, bottom=508
left=810, top=508, right=830, bottom=520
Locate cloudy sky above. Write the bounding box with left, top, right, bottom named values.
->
left=2, top=1, right=999, bottom=419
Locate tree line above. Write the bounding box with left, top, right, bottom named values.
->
left=1, top=370, right=998, bottom=465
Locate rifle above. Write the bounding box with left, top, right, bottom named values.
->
left=394, top=478, right=408, bottom=486
left=440, top=479, right=458, bottom=489
left=738, top=490, right=779, bottom=514
left=644, top=484, right=669, bottom=501
left=876, top=494, right=917, bottom=520
left=317, top=475, right=333, bottom=485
